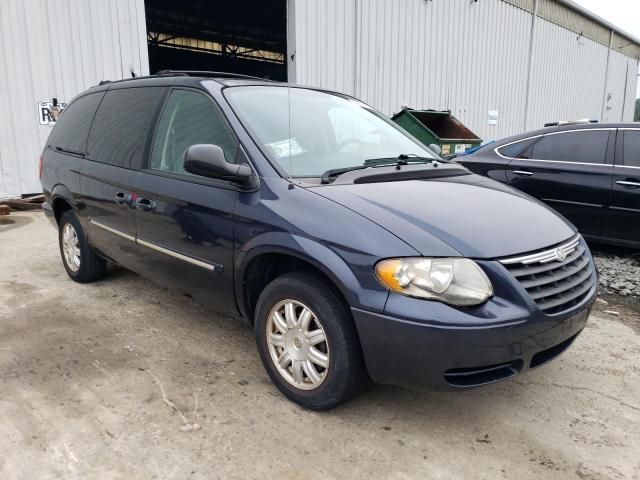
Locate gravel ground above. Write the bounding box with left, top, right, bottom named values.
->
left=591, top=246, right=640, bottom=300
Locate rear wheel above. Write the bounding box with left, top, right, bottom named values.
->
left=58, top=210, right=106, bottom=283
left=254, top=272, right=365, bottom=410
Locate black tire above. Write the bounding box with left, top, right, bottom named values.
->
left=254, top=272, right=365, bottom=410
left=58, top=210, right=107, bottom=283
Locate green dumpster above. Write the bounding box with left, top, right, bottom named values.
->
left=392, top=108, right=482, bottom=156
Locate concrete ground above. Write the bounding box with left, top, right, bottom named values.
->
left=1, top=211, right=639, bottom=480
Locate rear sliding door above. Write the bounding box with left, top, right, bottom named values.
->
left=81, top=86, right=166, bottom=267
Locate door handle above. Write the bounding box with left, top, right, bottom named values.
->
left=616, top=180, right=640, bottom=188
left=134, top=197, right=156, bottom=211
left=513, top=170, right=534, bottom=177
left=114, top=191, right=131, bottom=206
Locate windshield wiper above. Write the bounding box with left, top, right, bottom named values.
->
left=320, top=165, right=370, bottom=184
left=320, top=155, right=436, bottom=184
left=364, top=154, right=435, bottom=167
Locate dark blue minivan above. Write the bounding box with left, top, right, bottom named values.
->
left=41, top=72, right=597, bottom=410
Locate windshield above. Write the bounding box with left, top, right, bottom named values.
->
left=224, top=86, right=437, bottom=177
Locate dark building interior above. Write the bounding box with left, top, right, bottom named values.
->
left=145, top=0, right=287, bottom=80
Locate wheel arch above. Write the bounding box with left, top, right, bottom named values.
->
left=236, top=234, right=364, bottom=323
left=51, top=184, right=77, bottom=225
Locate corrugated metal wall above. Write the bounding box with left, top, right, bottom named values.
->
left=2, top=0, right=638, bottom=196
left=526, top=16, right=608, bottom=129
left=292, top=0, right=639, bottom=143
left=605, top=51, right=638, bottom=123
left=290, top=0, right=357, bottom=95
left=355, top=0, right=533, bottom=141
left=0, top=0, right=149, bottom=198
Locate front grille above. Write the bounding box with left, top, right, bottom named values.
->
left=500, top=236, right=596, bottom=315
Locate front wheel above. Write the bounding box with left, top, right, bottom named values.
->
left=254, top=272, right=365, bottom=410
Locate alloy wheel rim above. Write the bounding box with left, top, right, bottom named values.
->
left=266, top=299, right=329, bottom=391
left=62, top=223, right=81, bottom=272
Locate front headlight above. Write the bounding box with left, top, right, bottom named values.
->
left=375, top=257, right=493, bottom=306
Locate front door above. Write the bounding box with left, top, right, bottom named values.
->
left=133, top=88, right=241, bottom=314
left=607, top=129, right=640, bottom=245
left=505, top=129, right=614, bottom=238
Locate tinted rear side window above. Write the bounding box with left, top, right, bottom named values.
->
left=622, top=130, right=640, bottom=167
left=530, top=130, right=609, bottom=164
left=87, top=87, right=165, bottom=168
left=47, top=92, right=104, bottom=154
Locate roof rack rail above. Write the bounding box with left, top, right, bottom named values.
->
left=544, top=119, right=598, bottom=127
left=156, top=70, right=274, bottom=81
left=94, top=72, right=187, bottom=87
left=93, top=70, right=275, bottom=89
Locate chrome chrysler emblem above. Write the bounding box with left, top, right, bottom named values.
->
left=554, top=247, right=567, bottom=262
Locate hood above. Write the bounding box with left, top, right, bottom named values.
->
left=310, top=174, right=576, bottom=259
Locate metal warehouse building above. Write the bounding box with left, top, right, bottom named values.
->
left=1, top=0, right=638, bottom=198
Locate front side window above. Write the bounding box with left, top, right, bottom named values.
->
left=622, top=130, right=640, bottom=167
left=150, top=89, right=238, bottom=175
left=529, top=130, right=609, bottom=164
left=224, top=86, right=436, bottom=177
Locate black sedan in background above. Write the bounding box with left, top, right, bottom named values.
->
left=457, top=123, right=640, bottom=248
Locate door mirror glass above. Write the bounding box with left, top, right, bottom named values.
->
left=184, top=144, right=251, bottom=183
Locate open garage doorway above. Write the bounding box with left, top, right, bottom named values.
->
left=145, top=0, right=287, bottom=80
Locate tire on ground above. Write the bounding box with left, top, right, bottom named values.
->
left=58, top=210, right=107, bottom=283
left=254, top=271, right=365, bottom=410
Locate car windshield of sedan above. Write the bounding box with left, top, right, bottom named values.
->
left=224, top=86, right=437, bottom=178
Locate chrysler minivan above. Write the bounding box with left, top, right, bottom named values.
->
left=41, top=71, right=597, bottom=410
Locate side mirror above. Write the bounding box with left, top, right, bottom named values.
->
left=184, top=144, right=252, bottom=183
left=428, top=143, right=442, bottom=156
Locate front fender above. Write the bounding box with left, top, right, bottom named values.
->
left=234, top=231, right=390, bottom=319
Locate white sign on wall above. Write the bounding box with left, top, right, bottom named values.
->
left=38, top=101, right=66, bottom=125
left=488, top=110, right=498, bottom=126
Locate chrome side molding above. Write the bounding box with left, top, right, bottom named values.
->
left=136, top=238, right=218, bottom=271
left=90, top=219, right=136, bottom=242
left=89, top=219, right=221, bottom=272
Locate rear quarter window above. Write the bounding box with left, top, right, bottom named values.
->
left=496, top=137, right=539, bottom=158
left=47, top=92, right=104, bottom=154
left=87, top=87, right=165, bottom=168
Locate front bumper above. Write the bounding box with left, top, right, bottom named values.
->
left=352, top=282, right=596, bottom=390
